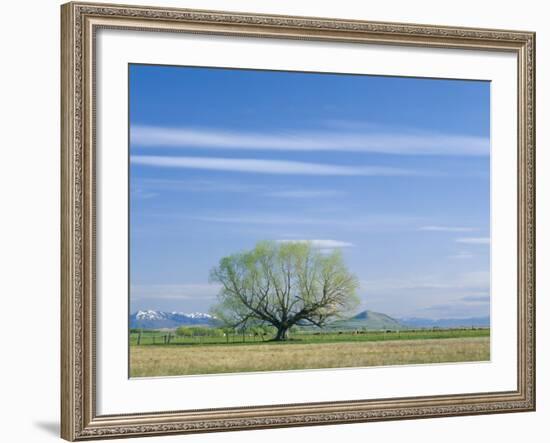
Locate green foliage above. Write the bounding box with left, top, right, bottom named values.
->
left=209, top=241, right=359, bottom=340
left=176, top=326, right=227, bottom=338
left=175, top=326, right=193, bottom=337
left=130, top=327, right=490, bottom=347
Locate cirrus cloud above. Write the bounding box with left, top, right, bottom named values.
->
left=419, top=226, right=477, bottom=232
left=456, top=237, right=490, bottom=245
left=276, top=239, right=354, bottom=249
left=131, top=125, right=489, bottom=156
left=131, top=155, right=425, bottom=176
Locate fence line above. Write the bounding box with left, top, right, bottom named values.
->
left=129, top=328, right=490, bottom=346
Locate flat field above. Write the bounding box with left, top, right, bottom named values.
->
left=129, top=333, right=490, bottom=377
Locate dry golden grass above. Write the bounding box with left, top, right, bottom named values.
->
left=130, top=337, right=490, bottom=377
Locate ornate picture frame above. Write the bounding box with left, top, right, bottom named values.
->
left=61, top=2, right=535, bottom=440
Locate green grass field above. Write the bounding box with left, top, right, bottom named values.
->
left=129, top=328, right=489, bottom=346
left=129, top=329, right=490, bottom=377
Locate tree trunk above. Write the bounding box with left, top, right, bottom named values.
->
left=274, top=326, right=290, bottom=341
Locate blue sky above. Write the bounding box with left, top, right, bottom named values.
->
left=129, top=64, right=490, bottom=320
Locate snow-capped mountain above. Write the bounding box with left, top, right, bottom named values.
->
left=130, top=310, right=217, bottom=329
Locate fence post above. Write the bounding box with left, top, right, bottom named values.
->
left=137, top=332, right=141, bottom=345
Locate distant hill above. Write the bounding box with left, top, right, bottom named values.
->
left=399, top=316, right=490, bottom=329
left=129, top=309, right=489, bottom=331
left=129, top=310, right=217, bottom=329
left=130, top=309, right=405, bottom=331
left=326, top=310, right=404, bottom=330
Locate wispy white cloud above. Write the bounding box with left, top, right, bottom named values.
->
left=131, top=125, right=489, bottom=156
left=133, top=178, right=345, bottom=199
left=359, top=271, right=490, bottom=318
left=360, top=271, right=490, bottom=294
left=276, top=239, right=354, bottom=249
left=131, top=283, right=221, bottom=300
left=448, top=252, right=474, bottom=259
left=265, top=190, right=345, bottom=199
left=419, top=226, right=477, bottom=232
left=181, top=213, right=423, bottom=232
left=131, top=187, right=159, bottom=199
left=456, top=237, right=490, bottom=245
left=186, top=214, right=325, bottom=226
left=461, top=295, right=490, bottom=303
left=131, top=155, right=423, bottom=176
left=133, top=178, right=251, bottom=193
left=421, top=302, right=489, bottom=318
left=362, top=279, right=452, bottom=292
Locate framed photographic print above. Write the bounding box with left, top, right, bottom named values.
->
left=61, top=1, right=536, bottom=440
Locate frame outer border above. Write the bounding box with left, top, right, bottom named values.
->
left=61, top=2, right=77, bottom=440
left=60, top=2, right=536, bottom=441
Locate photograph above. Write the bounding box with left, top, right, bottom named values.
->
left=128, top=64, right=491, bottom=378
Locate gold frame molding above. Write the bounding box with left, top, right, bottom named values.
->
left=61, top=2, right=536, bottom=440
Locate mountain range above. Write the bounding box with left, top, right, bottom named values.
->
left=398, top=316, right=490, bottom=329
left=129, top=309, right=490, bottom=330
left=130, top=310, right=216, bottom=329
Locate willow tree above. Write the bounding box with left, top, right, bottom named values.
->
left=209, top=241, right=359, bottom=341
